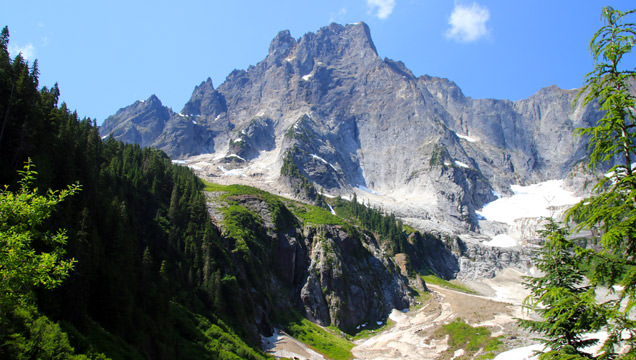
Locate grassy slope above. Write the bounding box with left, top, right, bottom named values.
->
left=433, top=318, right=503, bottom=360
left=204, top=181, right=345, bottom=226
left=276, top=311, right=353, bottom=360
left=421, top=275, right=477, bottom=294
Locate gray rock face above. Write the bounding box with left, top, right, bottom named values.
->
left=456, top=241, right=533, bottom=280
left=100, top=21, right=606, bottom=233
left=214, top=194, right=412, bottom=333
left=227, top=116, right=275, bottom=161
left=300, top=225, right=411, bottom=331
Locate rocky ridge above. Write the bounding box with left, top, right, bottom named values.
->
left=100, top=22, right=607, bottom=279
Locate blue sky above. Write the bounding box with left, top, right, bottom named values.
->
left=3, top=1, right=635, bottom=124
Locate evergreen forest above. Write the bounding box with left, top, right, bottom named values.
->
left=0, top=26, right=276, bottom=359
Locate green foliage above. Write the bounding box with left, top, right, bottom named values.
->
left=204, top=182, right=266, bottom=196
left=168, top=303, right=269, bottom=360
left=433, top=318, right=503, bottom=360
left=205, top=181, right=299, bottom=232
left=277, top=311, right=353, bottom=360
left=577, top=7, right=636, bottom=169
left=280, top=147, right=324, bottom=203
left=1, top=306, right=102, bottom=360
left=403, top=224, right=418, bottom=235
left=421, top=275, right=476, bottom=294
left=61, top=318, right=142, bottom=360
left=205, top=180, right=336, bottom=227
left=284, top=115, right=314, bottom=144
left=333, top=194, right=409, bottom=255
left=518, top=219, right=606, bottom=359
left=223, top=205, right=263, bottom=245
left=429, top=144, right=450, bottom=167
left=0, top=160, right=91, bottom=359
left=564, top=6, right=636, bottom=358
left=0, top=160, right=79, bottom=309
left=346, top=320, right=393, bottom=341
left=294, top=205, right=346, bottom=226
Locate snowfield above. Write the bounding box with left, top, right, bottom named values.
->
left=476, top=180, right=581, bottom=248
left=477, top=180, right=581, bottom=226
left=485, top=234, right=519, bottom=248
left=218, top=165, right=246, bottom=177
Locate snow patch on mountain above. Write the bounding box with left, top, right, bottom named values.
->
left=454, top=131, right=478, bottom=143
left=358, top=185, right=383, bottom=196
left=225, top=154, right=246, bottom=161
left=218, top=165, right=246, bottom=176
left=477, top=180, right=581, bottom=226
left=454, top=160, right=470, bottom=168
left=484, top=234, right=518, bottom=248
left=310, top=154, right=337, bottom=170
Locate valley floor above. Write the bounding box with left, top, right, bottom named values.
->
left=352, top=268, right=532, bottom=360
left=263, top=268, right=537, bottom=359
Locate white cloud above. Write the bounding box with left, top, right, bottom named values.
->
left=367, top=0, right=396, bottom=19
left=446, top=2, right=490, bottom=42
left=9, top=43, right=36, bottom=61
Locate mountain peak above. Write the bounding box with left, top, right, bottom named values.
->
left=193, top=77, right=215, bottom=93
left=268, top=29, right=296, bottom=58
left=267, top=22, right=378, bottom=64
left=181, top=77, right=226, bottom=116
left=317, top=21, right=377, bottom=56
left=145, top=94, right=162, bottom=106
left=344, top=21, right=377, bottom=55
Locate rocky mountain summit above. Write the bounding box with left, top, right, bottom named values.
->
left=101, top=21, right=604, bottom=238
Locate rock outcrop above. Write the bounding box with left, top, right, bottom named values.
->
left=300, top=225, right=411, bottom=331
left=206, top=191, right=412, bottom=333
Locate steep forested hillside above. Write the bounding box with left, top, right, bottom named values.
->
left=0, top=26, right=275, bottom=359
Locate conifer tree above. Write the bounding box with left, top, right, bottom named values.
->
left=519, top=219, right=606, bottom=359
left=565, top=6, right=636, bottom=357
